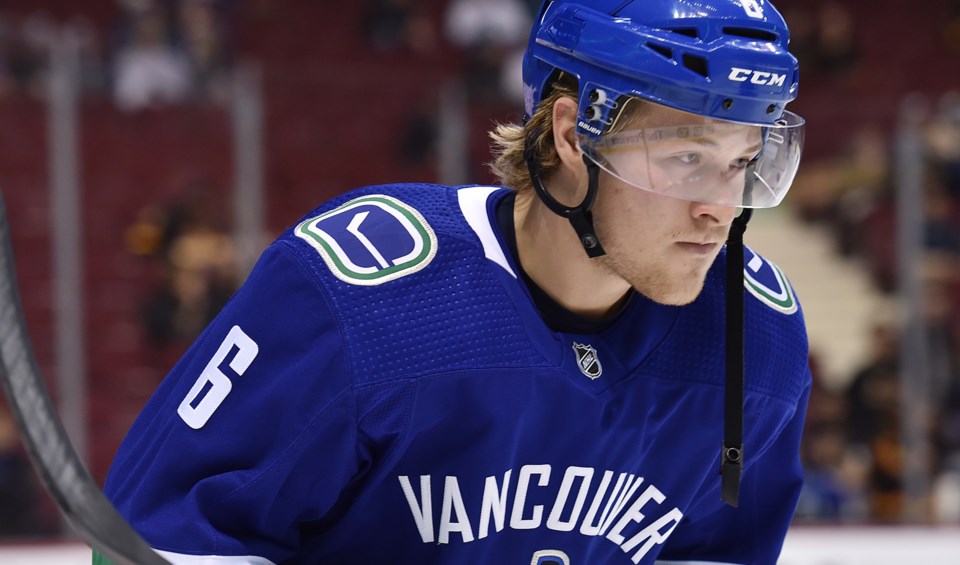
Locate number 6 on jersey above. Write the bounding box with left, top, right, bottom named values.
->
left=178, top=325, right=259, bottom=429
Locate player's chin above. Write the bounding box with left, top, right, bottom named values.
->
left=650, top=286, right=703, bottom=306
left=639, top=276, right=706, bottom=306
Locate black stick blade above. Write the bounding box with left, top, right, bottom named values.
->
left=0, top=193, right=168, bottom=565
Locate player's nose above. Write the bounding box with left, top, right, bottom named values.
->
left=690, top=199, right=737, bottom=226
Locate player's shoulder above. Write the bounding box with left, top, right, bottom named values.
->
left=740, top=246, right=810, bottom=396
left=735, top=245, right=810, bottom=401
left=270, top=183, right=543, bottom=383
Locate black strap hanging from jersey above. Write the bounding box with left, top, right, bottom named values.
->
left=524, top=130, right=606, bottom=258
left=721, top=207, right=752, bottom=507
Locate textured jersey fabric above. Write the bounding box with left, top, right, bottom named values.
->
left=105, top=183, right=812, bottom=565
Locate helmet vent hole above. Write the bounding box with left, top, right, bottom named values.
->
left=723, top=27, right=779, bottom=42
left=667, top=27, right=699, bottom=39
left=645, top=43, right=674, bottom=60
left=682, top=54, right=709, bottom=78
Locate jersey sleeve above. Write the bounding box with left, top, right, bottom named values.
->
left=657, top=370, right=812, bottom=564
left=104, top=241, right=359, bottom=563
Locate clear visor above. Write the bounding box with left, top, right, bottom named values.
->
left=578, top=110, right=805, bottom=208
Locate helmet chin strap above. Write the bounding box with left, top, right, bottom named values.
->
left=721, top=207, right=752, bottom=507
left=524, top=131, right=606, bottom=258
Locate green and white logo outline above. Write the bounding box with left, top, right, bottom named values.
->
left=743, top=254, right=798, bottom=315
left=295, top=195, right=437, bottom=286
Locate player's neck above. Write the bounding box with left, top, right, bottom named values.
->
left=514, top=189, right=631, bottom=319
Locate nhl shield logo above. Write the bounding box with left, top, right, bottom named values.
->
left=572, top=342, right=602, bottom=380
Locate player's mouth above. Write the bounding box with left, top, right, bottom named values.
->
left=675, top=241, right=721, bottom=255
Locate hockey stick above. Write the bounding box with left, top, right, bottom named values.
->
left=0, top=193, right=169, bottom=565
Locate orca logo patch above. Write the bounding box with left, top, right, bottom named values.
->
left=295, top=195, right=437, bottom=286
left=743, top=247, right=797, bottom=315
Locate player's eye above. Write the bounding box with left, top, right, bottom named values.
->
left=730, top=153, right=758, bottom=170
left=674, top=153, right=700, bottom=165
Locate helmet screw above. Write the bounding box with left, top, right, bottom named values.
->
left=581, top=234, right=599, bottom=249
left=585, top=106, right=596, bottom=120
left=766, top=104, right=777, bottom=114
left=589, top=89, right=608, bottom=105
left=722, top=98, right=734, bottom=110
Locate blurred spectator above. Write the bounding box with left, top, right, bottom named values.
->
left=840, top=319, right=909, bottom=522
left=780, top=7, right=816, bottom=71
left=921, top=169, right=960, bottom=265
left=443, top=0, right=530, bottom=104
left=845, top=321, right=900, bottom=447
left=797, top=355, right=867, bottom=521
left=791, top=126, right=889, bottom=243
left=499, top=45, right=525, bottom=106
left=125, top=184, right=238, bottom=345
left=811, top=2, right=859, bottom=78
left=444, top=0, right=529, bottom=47
left=176, top=0, right=233, bottom=104
left=841, top=289, right=959, bottom=522
left=796, top=422, right=863, bottom=521
left=363, top=0, right=436, bottom=54
left=399, top=97, right=438, bottom=168
left=112, top=2, right=192, bottom=111
left=0, top=10, right=106, bottom=100
left=1, top=25, right=45, bottom=97
left=0, top=12, right=57, bottom=99
left=927, top=92, right=960, bottom=200
left=782, top=2, right=859, bottom=81
left=942, top=0, right=960, bottom=54
left=789, top=126, right=897, bottom=290
left=868, top=423, right=906, bottom=521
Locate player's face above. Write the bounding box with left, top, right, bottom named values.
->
left=588, top=108, right=753, bottom=305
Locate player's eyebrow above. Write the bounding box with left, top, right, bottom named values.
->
left=684, top=137, right=720, bottom=147
left=674, top=137, right=764, bottom=154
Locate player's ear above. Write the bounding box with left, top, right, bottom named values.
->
left=552, top=96, right=581, bottom=170
left=550, top=96, right=588, bottom=203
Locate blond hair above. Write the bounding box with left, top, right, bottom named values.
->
left=488, top=74, right=578, bottom=193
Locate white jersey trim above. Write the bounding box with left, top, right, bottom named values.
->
left=458, top=185, right=517, bottom=279
left=155, top=549, right=276, bottom=565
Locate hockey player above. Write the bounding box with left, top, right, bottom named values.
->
left=102, top=0, right=811, bottom=563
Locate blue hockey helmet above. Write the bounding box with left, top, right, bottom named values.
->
left=522, top=0, right=805, bottom=212
left=523, top=0, right=800, bottom=130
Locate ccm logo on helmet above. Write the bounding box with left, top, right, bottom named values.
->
left=728, top=67, right=787, bottom=87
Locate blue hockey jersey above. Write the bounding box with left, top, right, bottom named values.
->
left=104, top=184, right=812, bottom=565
